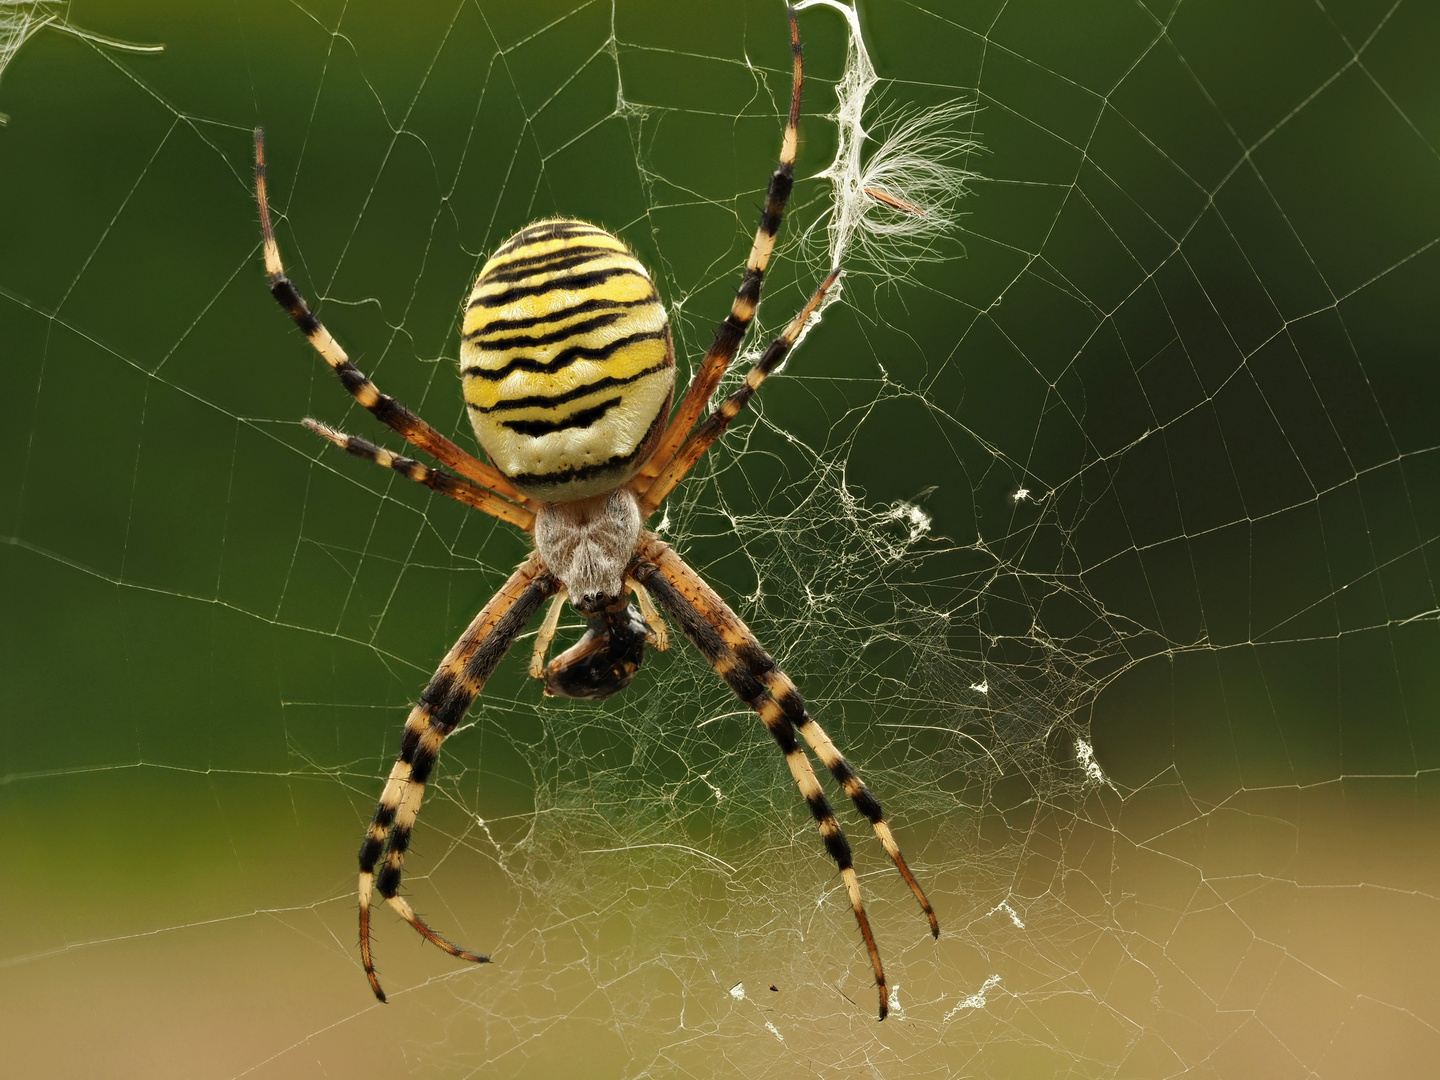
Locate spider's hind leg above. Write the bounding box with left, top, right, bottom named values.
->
left=254, top=128, right=532, bottom=512
left=639, top=5, right=807, bottom=485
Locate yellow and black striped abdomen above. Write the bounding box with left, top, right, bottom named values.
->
left=461, top=219, right=674, bottom=502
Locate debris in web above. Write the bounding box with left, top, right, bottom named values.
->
left=944, top=974, right=1002, bottom=1020
left=794, top=0, right=979, bottom=294
left=1074, top=737, right=1116, bottom=791
left=0, top=2, right=162, bottom=124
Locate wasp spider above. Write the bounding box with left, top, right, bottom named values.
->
left=254, top=8, right=935, bottom=1020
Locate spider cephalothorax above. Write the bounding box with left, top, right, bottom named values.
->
left=254, top=7, right=935, bottom=1022
left=532, top=489, right=651, bottom=699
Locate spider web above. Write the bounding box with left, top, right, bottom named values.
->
left=2, top=1, right=1438, bottom=1077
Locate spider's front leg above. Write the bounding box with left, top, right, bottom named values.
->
left=358, top=554, right=557, bottom=1001
left=632, top=535, right=938, bottom=1021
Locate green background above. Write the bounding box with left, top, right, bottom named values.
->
left=1, top=1, right=1437, bottom=1077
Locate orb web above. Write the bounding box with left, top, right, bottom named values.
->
left=1, top=1, right=1436, bottom=1078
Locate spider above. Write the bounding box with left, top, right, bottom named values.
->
left=253, top=7, right=935, bottom=1020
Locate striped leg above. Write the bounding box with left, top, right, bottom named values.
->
left=253, top=128, right=532, bottom=514
left=304, top=420, right=536, bottom=530
left=762, top=674, right=939, bottom=938
left=358, top=554, right=557, bottom=1002
left=639, top=6, right=805, bottom=486
left=640, top=268, right=839, bottom=512
left=633, top=535, right=934, bottom=1020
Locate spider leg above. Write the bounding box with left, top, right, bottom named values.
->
left=528, top=591, right=568, bottom=679
left=627, top=578, right=670, bottom=651
left=634, top=535, right=933, bottom=1021
left=304, top=420, right=536, bottom=531
left=358, top=554, right=557, bottom=1001
left=640, top=268, right=839, bottom=513
left=253, top=128, right=532, bottom=512
left=764, top=675, right=939, bottom=938
left=639, top=6, right=804, bottom=484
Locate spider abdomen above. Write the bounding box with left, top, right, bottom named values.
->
left=461, top=219, right=675, bottom=501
